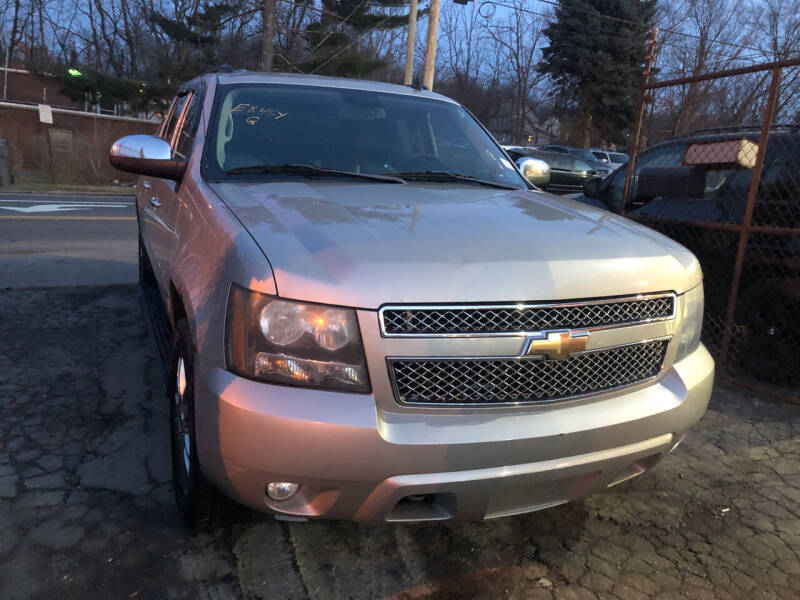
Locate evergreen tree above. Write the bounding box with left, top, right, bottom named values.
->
left=52, top=67, right=171, bottom=116
left=54, top=2, right=240, bottom=114
left=538, top=0, right=655, bottom=146
left=301, top=0, right=426, bottom=78
left=149, top=2, right=240, bottom=85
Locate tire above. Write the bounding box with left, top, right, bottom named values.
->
left=169, top=318, right=212, bottom=526
left=138, top=233, right=158, bottom=289
left=734, top=281, right=800, bottom=387
left=138, top=233, right=147, bottom=286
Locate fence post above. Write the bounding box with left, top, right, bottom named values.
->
left=718, top=66, right=783, bottom=376
left=621, top=27, right=658, bottom=214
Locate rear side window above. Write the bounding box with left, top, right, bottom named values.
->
left=546, top=154, right=573, bottom=170
left=162, top=93, right=190, bottom=145
left=174, top=92, right=202, bottom=160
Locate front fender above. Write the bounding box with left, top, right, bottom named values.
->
left=169, top=170, right=276, bottom=365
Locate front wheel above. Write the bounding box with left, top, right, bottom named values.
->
left=170, top=319, right=212, bottom=525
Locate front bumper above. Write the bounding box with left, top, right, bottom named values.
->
left=194, top=344, right=714, bottom=523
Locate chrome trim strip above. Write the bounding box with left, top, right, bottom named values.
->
left=386, top=336, right=672, bottom=408
left=378, top=292, right=677, bottom=338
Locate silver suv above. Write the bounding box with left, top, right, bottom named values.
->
left=110, top=72, right=714, bottom=524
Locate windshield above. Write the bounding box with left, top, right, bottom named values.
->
left=206, top=84, right=528, bottom=189
left=609, top=152, right=629, bottom=163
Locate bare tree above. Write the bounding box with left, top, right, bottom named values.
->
left=485, top=0, right=546, bottom=143
left=654, top=0, right=761, bottom=134
left=439, top=2, right=486, bottom=90
left=259, top=0, right=275, bottom=70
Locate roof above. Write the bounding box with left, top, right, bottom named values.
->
left=211, top=71, right=458, bottom=103
left=646, top=126, right=800, bottom=152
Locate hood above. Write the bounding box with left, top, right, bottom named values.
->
left=210, top=181, right=701, bottom=309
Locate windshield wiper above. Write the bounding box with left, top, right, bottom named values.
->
left=225, top=163, right=406, bottom=184
left=393, top=170, right=521, bottom=190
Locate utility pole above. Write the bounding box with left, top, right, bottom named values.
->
left=404, top=0, right=418, bottom=85
left=423, top=0, right=441, bottom=90
left=621, top=26, right=658, bottom=212
left=259, top=0, right=276, bottom=71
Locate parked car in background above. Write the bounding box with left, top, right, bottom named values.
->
left=579, top=126, right=800, bottom=388
left=502, top=144, right=538, bottom=154
left=109, top=71, right=713, bottom=525
left=541, top=144, right=613, bottom=178
left=505, top=146, right=599, bottom=193
left=591, top=149, right=629, bottom=170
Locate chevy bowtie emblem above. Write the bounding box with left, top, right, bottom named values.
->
left=522, top=330, right=589, bottom=360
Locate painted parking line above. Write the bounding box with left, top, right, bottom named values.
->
left=0, top=215, right=137, bottom=221
left=0, top=198, right=135, bottom=203
left=0, top=205, right=130, bottom=214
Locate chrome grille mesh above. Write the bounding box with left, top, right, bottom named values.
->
left=381, top=295, right=674, bottom=336
left=389, top=340, right=669, bottom=405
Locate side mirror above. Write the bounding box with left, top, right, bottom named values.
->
left=109, top=135, right=186, bottom=180
left=583, top=177, right=602, bottom=198
left=516, top=157, right=551, bottom=189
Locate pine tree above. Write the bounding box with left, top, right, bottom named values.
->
left=149, top=2, right=240, bottom=84
left=538, top=0, right=655, bottom=146
left=53, top=68, right=170, bottom=115
left=55, top=2, right=240, bottom=114
left=300, top=0, right=426, bottom=78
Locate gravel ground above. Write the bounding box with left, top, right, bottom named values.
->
left=1, top=284, right=799, bottom=600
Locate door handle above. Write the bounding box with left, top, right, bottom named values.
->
left=141, top=180, right=152, bottom=189
left=150, top=196, right=162, bottom=208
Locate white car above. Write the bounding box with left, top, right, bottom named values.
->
left=110, top=72, right=713, bottom=524
left=591, top=149, right=629, bottom=171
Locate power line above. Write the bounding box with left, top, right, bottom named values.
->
left=309, top=9, right=400, bottom=74
left=477, top=0, right=779, bottom=66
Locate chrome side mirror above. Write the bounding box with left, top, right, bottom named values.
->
left=109, top=135, right=186, bottom=180
left=516, top=157, right=550, bottom=189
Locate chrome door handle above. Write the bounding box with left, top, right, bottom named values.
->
left=141, top=181, right=152, bottom=189
left=150, top=196, right=162, bottom=207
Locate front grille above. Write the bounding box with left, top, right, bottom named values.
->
left=388, top=340, right=669, bottom=406
left=380, top=294, right=675, bottom=336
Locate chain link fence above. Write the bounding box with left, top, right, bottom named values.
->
left=621, top=59, right=800, bottom=402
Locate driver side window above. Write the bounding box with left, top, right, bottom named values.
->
left=605, top=143, right=686, bottom=211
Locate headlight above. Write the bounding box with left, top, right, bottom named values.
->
left=226, top=284, right=370, bottom=392
left=675, top=283, right=704, bottom=362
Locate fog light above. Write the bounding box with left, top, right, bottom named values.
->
left=267, top=481, right=300, bottom=501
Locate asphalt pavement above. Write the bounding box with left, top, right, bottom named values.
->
left=1, top=193, right=800, bottom=599
left=0, top=193, right=137, bottom=288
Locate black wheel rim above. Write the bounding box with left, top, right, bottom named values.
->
left=172, top=356, right=192, bottom=496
